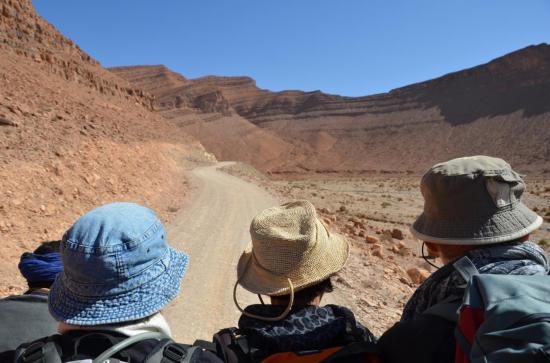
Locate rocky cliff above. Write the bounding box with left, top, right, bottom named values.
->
left=113, top=44, right=550, bottom=174
left=0, top=0, right=212, bottom=296
left=0, top=0, right=154, bottom=108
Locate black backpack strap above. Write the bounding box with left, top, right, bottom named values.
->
left=144, top=338, right=173, bottom=363
left=213, top=328, right=255, bottom=363
left=453, top=256, right=479, bottom=282
left=92, top=331, right=168, bottom=363
left=421, top=258, right=476, bottom=323
left=72, top=332, right=132, bottom=362
left=329, top=304, right=375, bottom=343
left=193, top=339, right=217, bottom=353
left=145, top=340, right=205, bottom=363
left=14, top=336, right=62, bottom=363
left=162, top=344, right=199, bottom=363
left=535, top=343, right=550, bottom=362
left=340, top=306, right=362, bottom=336
left=423, top=300, right=462, bottom=323
left=320, top=341, right=379, bottom=363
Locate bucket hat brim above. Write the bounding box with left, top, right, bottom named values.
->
left=49, top=247, right=188, bottom=325
left=411, top=202, right=543, bottom=245
left=237, top=232, right=349, bottom=297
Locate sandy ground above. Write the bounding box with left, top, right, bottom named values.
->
left=164, top=162, right=279, bottom=342
left=221, top=163, right=550, bottom=335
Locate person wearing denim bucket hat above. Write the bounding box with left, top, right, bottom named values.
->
left=14, top=202, right=222, bottom=363
left=212, top=201, right=378, bottom=362
left=379, top=156, right=547, bottom=363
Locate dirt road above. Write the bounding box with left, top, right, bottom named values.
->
left=164, top=162, right=279, bottom=342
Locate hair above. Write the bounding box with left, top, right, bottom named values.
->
left=273, top=278, right=334, bottom=304
left=427, top=235, right=530, bottom=265
left=33, top=240, right=62, bottom=255
left=26, top=240, right=62, bottom=289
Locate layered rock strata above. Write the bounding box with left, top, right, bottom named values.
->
left=114, top=45, right=550, bottom=174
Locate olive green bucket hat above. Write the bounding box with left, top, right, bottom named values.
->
left=411, top=156, right=542, bottom=245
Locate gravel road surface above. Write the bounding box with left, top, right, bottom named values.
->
left=164, top=162, right=278, bottom=342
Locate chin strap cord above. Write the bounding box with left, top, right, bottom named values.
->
left=257, top=294, right=266, bottom=305
left=422, top=242, right=440, bottom=270
left=233, top=278, right=294, bottom=322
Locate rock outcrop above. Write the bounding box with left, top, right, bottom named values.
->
left=0, top=0, right=153, bottom=108
left=112, top=66, right=311, bottom=172
left=113, top=44, right=550, bottom=174
left=0, top=0, right=212, bottom=296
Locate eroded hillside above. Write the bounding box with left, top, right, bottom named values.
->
left=0, top=0, right=213, bottom=296
left=113, top=45, right=550, bottom=175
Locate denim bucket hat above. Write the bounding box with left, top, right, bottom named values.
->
left=411, top=156, right=542, bottom=245
left=49, top=202, right=189, bottom=325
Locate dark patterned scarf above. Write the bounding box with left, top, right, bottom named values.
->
left=238, top=304, right=375, bottom=357
left=401, top=240, right=549, bottom=322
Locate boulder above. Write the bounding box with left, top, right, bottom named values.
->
left=370, top=243, right=382, bottom=250
left=391, top=228, right=405, bottom=240
left=372, top=248, right=384, bottom=259
left=406, top=267, right=431, bottom=284
left=365, top=235, right=379, bottom=244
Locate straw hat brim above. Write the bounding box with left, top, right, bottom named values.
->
left=236, top=232, right=349, bottom=296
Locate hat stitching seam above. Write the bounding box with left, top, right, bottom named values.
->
left=420, top=201, right=529, bottom=221
left=54, top=252, right=187, bottom=300
left=410, top=216, right=543, bottom=244
left=115, top=252, right=127, bottom=278
left=62, top=221, right=163, bottom=254
left=433, top=169, right=511, bottom=177
left=57, top=249, right=175, bottom=293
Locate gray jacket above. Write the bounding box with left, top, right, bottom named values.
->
left=0, top=290, right=58, bottom=356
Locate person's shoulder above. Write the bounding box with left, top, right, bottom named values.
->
left=378, top=315, right=455, bottom=363
left=0, top=292, right=49, bottom=319
left=12, top=334, right=61, bottom=362
left=380, top=314, right=455, bottom=346
left=1, top=291, right=49, bottom=303
left=140, top=339, right=224, bottom=363
left=0, top=349, right=15, bottom=362
left=325, top=304, right=377, bottom=342
left=191, top=347, right=225, bottom=362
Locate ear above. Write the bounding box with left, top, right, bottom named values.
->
left=424, top=242, right=439, bottom=257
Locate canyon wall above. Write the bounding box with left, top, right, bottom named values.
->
left=113, top=44, right=550, bottom=174
left=0, top=0, right=213, bottom=295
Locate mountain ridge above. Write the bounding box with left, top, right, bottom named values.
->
left=112, top=44, right=550, bottom=174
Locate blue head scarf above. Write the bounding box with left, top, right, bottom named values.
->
left=18, top=252, right=63, bottom=284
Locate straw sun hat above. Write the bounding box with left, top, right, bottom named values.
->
left=234, top=200, right=349, bottom=321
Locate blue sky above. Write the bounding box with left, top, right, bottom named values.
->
left=34, top=1, right=549, bottom=96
